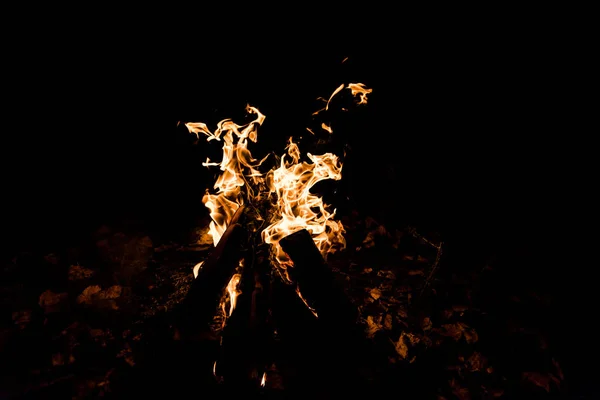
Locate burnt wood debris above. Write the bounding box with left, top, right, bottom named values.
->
left=0, top=206, right=576, bottom=399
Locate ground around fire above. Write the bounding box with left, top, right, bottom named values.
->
left=0, top=203, right=585, bottom=399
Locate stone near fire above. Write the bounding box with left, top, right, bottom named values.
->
left=38, top=290, right=69, bottom=313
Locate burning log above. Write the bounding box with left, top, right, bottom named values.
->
left=217, top=252, right=274, bottom=390
left=277, top=229, right=378, bottom=395
left=279, top=228, right=358, bottom=334
left=177, top=205, right=247, bottom=338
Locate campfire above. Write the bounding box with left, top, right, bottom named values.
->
left=178, top=83, right=373, bottom=391
left=1, top=45, right=576, bottom=398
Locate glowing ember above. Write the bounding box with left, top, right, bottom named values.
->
left=296, top=286, right=318, bottom=318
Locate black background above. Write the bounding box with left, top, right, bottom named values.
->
left=1, top=12, right=593, bottom=395
left=4, top=26, right=571, bottom=254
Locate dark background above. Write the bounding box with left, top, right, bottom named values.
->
left=1, top=14, right=593, bottom=395
left=4, top=29, right=570, bottom=254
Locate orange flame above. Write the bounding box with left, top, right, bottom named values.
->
left=192, top=261, right=204, bottom=278
left=185, top=83, right=372, bottom=297
left=296, top=286, right=318, bottom=318
left=260, top=372, right=266, bottom=387
left=225, top=273, right=242, bottom=317
left=321, top=122, right=333, bottom=134
left=347, top=83, right=372, bottom=104
left=261, top=138, right=345, bottom=281
left=185, top=105, right=267, bottom=246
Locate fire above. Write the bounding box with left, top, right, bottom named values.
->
left=261, top=138, right=345, bottom=281
left=296, top=286, right=318, bottom=318
left=185, top=82, right=371, bottom=298
left=321, top=122, right=333, bottom=134
left=219, top=259, right=244, bottom=324
left=192, top=261, right=204, bottom=279
left=225, top=272, right=242, bottom=317
left=347, top=83, right=372, bottom=104
left=312, top=82, right=371, bottom=116
left=185, top=105, right=267, bottom=246
left=260, top=372, right=266, bottom=387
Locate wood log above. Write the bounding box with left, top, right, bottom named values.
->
left=177, top=205, right=247, bottom=337
left=278, top=229, right=371, bottom=395
left=219, top=251, right=273, bottom=388
left=279, top=228, right=358, bottom=331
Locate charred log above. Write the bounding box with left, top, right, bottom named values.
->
left=279, top=228, right=358, bottom=333
left=176, top=205, right=247, bottom=338
left=278, top=229, right=371, bottom=396
left=219, top=251, right=274, bottom=390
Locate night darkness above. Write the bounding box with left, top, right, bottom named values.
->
left=6, top=35, right=561, bottom=260
left=2, top=20, right=592, bottom=398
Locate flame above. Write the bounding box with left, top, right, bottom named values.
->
left=261, top=137, right=345, bottom=281
left=192, top=261, right=204, bottom=278
left=296, top=287, right=318, bottom=318
left=260, top=372, right=266, bottom=387
left=213, top=361, right=217, bottom=377
left=225, top=273, right=242, bottom=317
left=312, top=83, right=369, bottom=116
left=347, top=83, right=372, bottom=104
left=321, top=122, right=333, bottom=134
left=186, top=105, right=267, bottom=246
left=219, top=259, right=244, bottom=320
left=326, top=83, right=345, bottom=111
left=185, top=83, right=372, bottom=308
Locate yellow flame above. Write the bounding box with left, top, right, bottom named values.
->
left=186, top=83, right=372, bottom=305
left=321, top=122, right=333, bottom=134
left=347, top=83, right=372, bottom=104
left=186, top=105, right=267, bottom=246
left=326, top=83, right=345, bottom=111
left=260, top=372, right=266, bottom=387
left=261, top=138, right=345, bottom=281
left=225, top=273, right=242, bottom=317
left=296, top=287, right=318, bottom=318
left=312, top=83, right=370, bottom=116
left=193, top=261, right=204, bottom=278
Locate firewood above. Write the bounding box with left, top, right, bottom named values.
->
left=219, top=252, right=273, bottom=387
left=177, top=205, right=247, bottom=337
left=279, top=228, right=358, bottom=332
